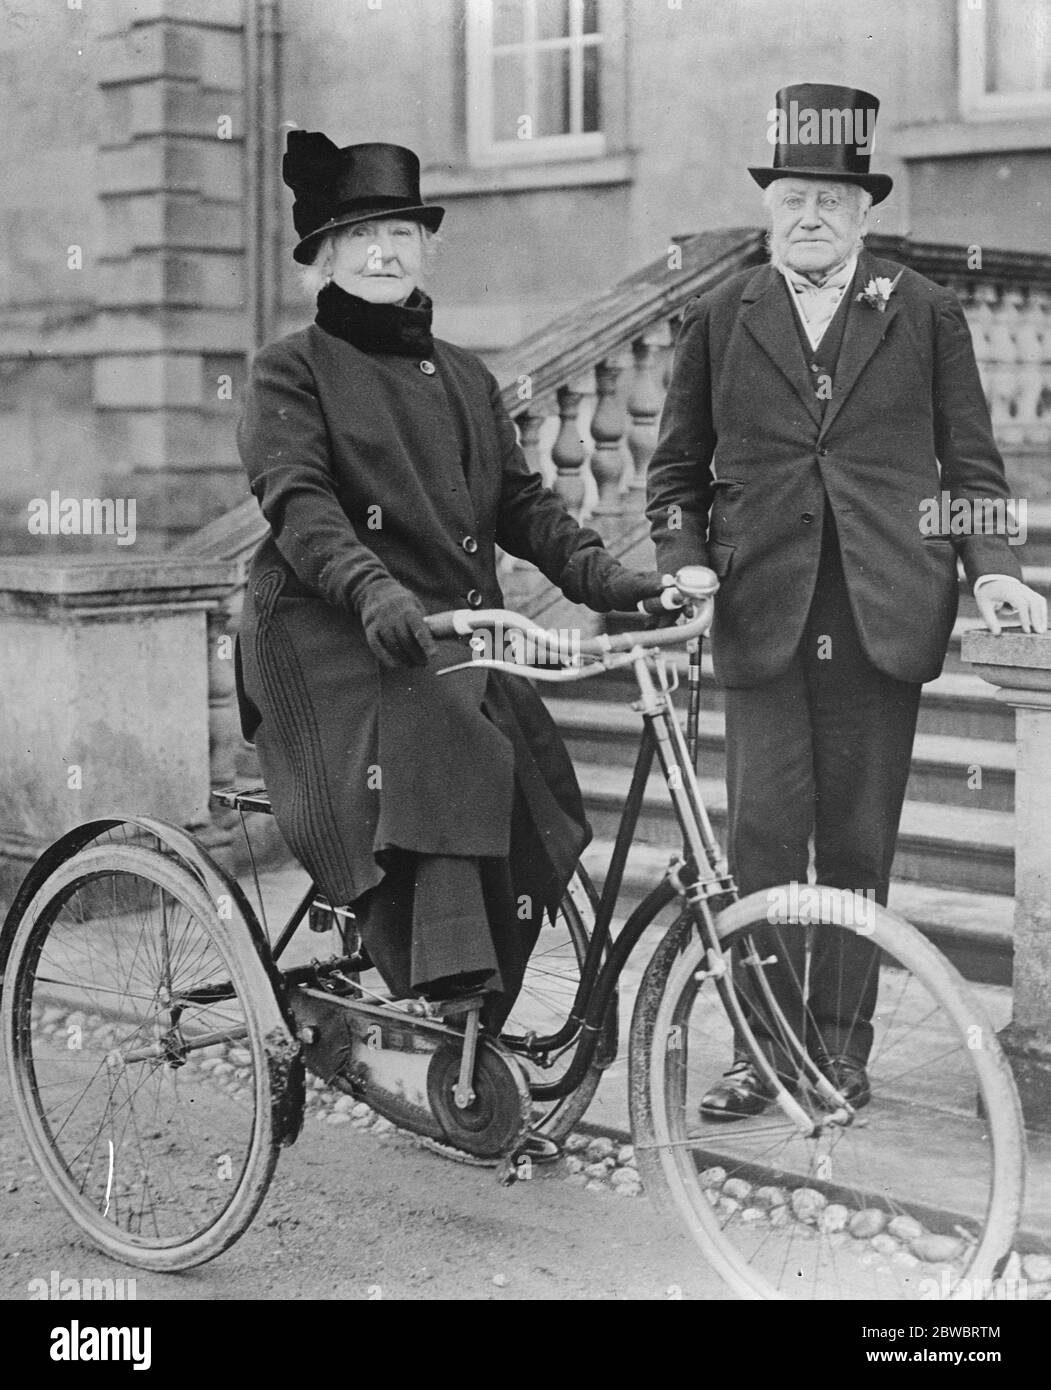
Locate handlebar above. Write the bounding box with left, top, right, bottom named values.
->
left=424, top=566, right=719, bottom=680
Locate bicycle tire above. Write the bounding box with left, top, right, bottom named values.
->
left=2, top=842, right=286, bottom=1271
left=629, top=887, right=1026, bottom=1300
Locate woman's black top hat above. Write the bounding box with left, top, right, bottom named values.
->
left=748, top=82, right=892, bottom=204
left=283, top=131, right=445, bottom=264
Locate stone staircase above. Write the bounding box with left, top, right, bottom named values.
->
left=550, top=502, right=1051, bottom=988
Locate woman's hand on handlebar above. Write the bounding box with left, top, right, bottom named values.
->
left=357, top=580, right=437, bottom=668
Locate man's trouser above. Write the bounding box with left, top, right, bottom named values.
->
left=722, top=517, right=923, bottom=1071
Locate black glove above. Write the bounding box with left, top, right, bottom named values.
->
left=356, top=580, right=437, bottom=668
left=599, top=565, right=667, bottom=612
left=560, top=544, right=667, bottom=613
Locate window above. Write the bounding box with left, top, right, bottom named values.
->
left=466, top=0, right=605, bottom=164
left=959, top=0, right=1051, bottom=116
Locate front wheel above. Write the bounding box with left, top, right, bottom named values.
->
left=629, top=888, right=1025, bottom=1300
left=2, top=840, right=288, bottom=1270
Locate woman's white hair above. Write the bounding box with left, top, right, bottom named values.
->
left=300, top=221, right=440, bottom=298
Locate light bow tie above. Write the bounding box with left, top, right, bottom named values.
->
left=784, top=264, right=853, bottom=298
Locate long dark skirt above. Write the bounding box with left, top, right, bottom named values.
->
left=352, top=673, right=589, bottom=1027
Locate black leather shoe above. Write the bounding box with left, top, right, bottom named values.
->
left=819, top=1055, right=872, bottom=1109
left=699, top=1061, right=776, bottom=1121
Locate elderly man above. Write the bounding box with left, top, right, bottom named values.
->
left=646, top=83, right=1046, bottom=1119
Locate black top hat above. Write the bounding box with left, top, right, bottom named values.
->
left=283, top=132, right=445, bottom=264
left=748, top=83, right=892, bottom=205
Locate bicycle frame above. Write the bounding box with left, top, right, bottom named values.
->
left=205, top=607, right=837, bottom=1132
left=505, top=645, right=739, bottom=1103
left=488, top=640, right=830, bottom=1133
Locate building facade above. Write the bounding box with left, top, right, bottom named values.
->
left=2, top=0, right=1049, bottom=551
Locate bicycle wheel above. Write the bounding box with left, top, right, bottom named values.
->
left=500, top=865, right=618, bottom=1143
left=629, top=887, right=1025, bottom=1300
left=2, top=841, right=286, bottom=1271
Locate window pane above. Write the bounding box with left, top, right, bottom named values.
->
left=536, top=0, right=572, bottom=41
left=583, top=42, right=601, bottom=132
left=985, top=0, right=1051, bottom=93
left=535, top=46, right=571, bottom=136
left=493, top=52, right=528, bottom=141
left=582, top=0, right=600, bottom=35
left=493, top=0, right=523, bottom=46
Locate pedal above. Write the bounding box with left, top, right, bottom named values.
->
left=431, top=992, right=487, bottom=1021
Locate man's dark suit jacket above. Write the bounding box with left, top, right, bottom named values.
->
left=646, top=250, right=1022, bottom=687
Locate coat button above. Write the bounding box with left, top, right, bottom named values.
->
left=461, top=535, right=478, bottom=554
left=419, top=360, right=436, bottom=375
left=801, top=512, right=814, bottom=523
left=817, top=446, right=829, bottom=457
left=466, top=589, right=483, bottom=608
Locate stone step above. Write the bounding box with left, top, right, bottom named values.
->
left=560, top=654, right=1015, bottom=742
left=576, top=762, right=1015, bottom=896
left=581, top=840, right=1013, bottom=985
left=547, top=699, right=1015, bottom=811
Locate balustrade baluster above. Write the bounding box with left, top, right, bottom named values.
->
left=967, top=282, right=998, bottom=403
left=1015, top=288, right=1044, bottom=444
left=516, top=408, right=546, bottom=481
left=626, top=332, right=666, bottom=490
left=590, top=356, right=628, bottom=514
left=552, top=381, right=588, bottom=517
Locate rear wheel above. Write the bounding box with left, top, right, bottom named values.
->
left=501, top=866, right=618, bottom=1143
left=629, top=888, right=1025, bottom=1300
left=2, top=842, right=285, bottom=1270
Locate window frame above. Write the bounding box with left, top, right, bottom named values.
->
left=466, top=0, right=608, bottom=165
left=958, top=0, right=1051, bottom=119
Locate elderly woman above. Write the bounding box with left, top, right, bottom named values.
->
left=236, top=132, right=662, bottom=1030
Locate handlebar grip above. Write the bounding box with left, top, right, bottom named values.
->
left=639, top=588, right=686, bottom=617
left=423, top=611, right=463, bottom=639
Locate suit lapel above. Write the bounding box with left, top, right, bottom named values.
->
left=740, top=265, right=822, bottom=427
left=819, top=251, right=903, bottom=438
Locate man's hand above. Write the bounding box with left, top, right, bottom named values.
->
left=974, top=577, right=1048, bottom=636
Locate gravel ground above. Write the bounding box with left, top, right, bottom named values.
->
left=0, top=1060, right=728, bottom=1301
left=4, top=1004, right=1048, bottom=1301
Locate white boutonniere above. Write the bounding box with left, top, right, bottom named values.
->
left=856, top=270, right=904, bottom=313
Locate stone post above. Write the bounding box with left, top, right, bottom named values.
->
left=0, top=556, right=236, bottom=902
left=964, top=628, right=1051, bottom=1130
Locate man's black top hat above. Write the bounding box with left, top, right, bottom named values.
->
left=748, top=83, right=892, bottom=204
left=283, top=132, right=445, bottom=264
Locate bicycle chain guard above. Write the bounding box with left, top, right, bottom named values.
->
left=287, top=986, right=531, bottom=1159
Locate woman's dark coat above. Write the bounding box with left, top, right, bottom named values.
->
left=236, top=313, right=604, bottom=916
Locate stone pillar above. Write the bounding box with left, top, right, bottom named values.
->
left=95, top=0, right=249, bottom=545
left=0, top=556, right=236, bottom=901
left=964, top=628, right=1051, bottom=1130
